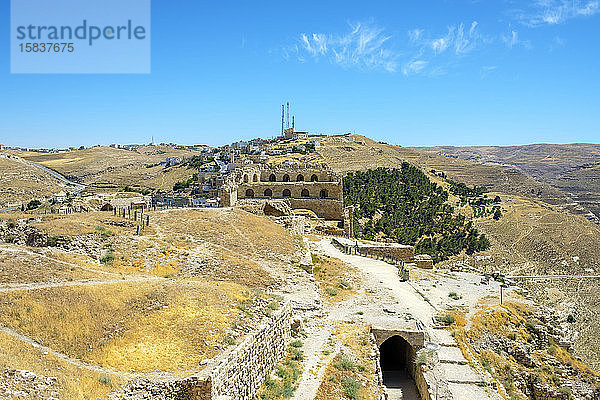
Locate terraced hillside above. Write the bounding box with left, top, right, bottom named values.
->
left=17, top=145, right=205, bottom=192
left=0, top=154, right=67, bottom=208
left=415, top=144, right=600, bottom=220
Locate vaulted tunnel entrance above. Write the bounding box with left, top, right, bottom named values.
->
left=379, top=335, right=420, bottom=400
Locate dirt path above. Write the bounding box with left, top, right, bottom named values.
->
left=291, top=321, right=338, bottom=400
left=314, top=238, right=501, bottom=400
left=0, top=276, right=163, bottom=292
left=0, top=245, right=121, bottom=277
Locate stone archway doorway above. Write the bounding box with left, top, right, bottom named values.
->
left=379, top=335, right=420, bottom=400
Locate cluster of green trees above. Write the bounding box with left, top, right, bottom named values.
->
left=187, top=155, right=214, bottom=169
left=173, top=173, right=198, bottom=191
left=343, top=164, right=490, bottom=263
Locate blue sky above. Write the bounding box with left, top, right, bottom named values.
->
left=1, top=0, right=599, bottom=148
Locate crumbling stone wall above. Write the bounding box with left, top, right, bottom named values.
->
left=111, top=303, right=292, bottom=400
left=208, top=302, right=292, bottom=399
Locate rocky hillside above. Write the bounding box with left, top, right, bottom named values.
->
left=415, top=144, right=600, bottom=222
left=318, top=135, right=572, bottom=208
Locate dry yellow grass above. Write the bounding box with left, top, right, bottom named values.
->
left=31, top=212, right=135, bottom=237
left=0, top=330, right=126, bottom=400
left=0, top=280, right=249, bottom=372
left=312, top=254, right=360, bottom=304
left=152, top=208, right=295, bottom=261
left=0, top=248, right=108, bottom=285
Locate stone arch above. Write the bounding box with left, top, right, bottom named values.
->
left=310, top=174, right=319, bottom=182
left=282, top=189, right=291, bottom=197
left=264, top=189, right=273, bottom=197
left=243, top=174, right=249, bottom=183
left=245, top=189, right=254, bottom=198
left=253, top=174, right=258, bottom=182
left=301, top=189, right=310, bottom=198
left=296, top=174, right=304, bottom=182
left=269, top=173, right=276, bottom=182
left=319, top=189, right=328, bottom=198
left=283, top=174, right=290, bottom=182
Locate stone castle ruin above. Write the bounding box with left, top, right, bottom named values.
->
left=220, top=164, right=344, bottom=220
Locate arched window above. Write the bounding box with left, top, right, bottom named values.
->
left=269, top=173, right=276, bottom=182
left=283, top=174, right=290, bottom=182
left=245, top=189, right=254, bottom=198
left=282, top=189, right=291, bottom=197
left=264, top=189, right=273, bottom=197
left=311, top=174, right=319, bottom=182
left=296, top=174, right=304, bottom=182
left=253, top=174, right=258, bottom=182
left=319, top=189, right=328, bottom=198
left=301, top=189, right=310, bottom=197
left=243, top=175, right=249, bottom=183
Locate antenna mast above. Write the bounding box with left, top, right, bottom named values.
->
left=281, top=105, right=285, bottom=136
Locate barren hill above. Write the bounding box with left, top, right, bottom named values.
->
left=0, top=154, right=67, bottom=208
left=17, top=145, right=204, bottom=192
left=415, top=143, right=600, bottom=221
left=318, top=135, right=571, bottom=207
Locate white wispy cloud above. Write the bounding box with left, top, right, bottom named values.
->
left=284, top=16, right=535, bottom=77
left=295, top=22, right=399, bottom=72
left=402, top=60, right=428, bottom=76
left=513, top=0, right=600, bottom=26
left=412, top=21, right=484, bottom=57
left=501, top=30, right=531, bottom=49
left=480, top=65, right=498, bottom=79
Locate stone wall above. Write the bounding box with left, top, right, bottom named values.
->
left=332, top=238, right=415, bottom=264
left=288, top=198, right=343, bottom=220
left=208, top=302, right=292, bottom=399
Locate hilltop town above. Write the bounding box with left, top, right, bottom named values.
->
left=1, top=119, right=600, bottom=400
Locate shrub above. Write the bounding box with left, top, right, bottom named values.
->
left=47, top=235, right=61, bottom=247
left=99, top=251, right=115, bottom=265
left=289, top=340, right=303, bottom=348
left=334, top=355, right=360, bottom=371
left=27, top=199, right=42, bottom=210
left=99, top=375, right=112, bottom=386
left=224, top=335, right=236, bottom=346
left=416, top=350, right=430, bottom=366
left=326, top=287, right=338, bottom=296
left=567, top=314, right=576, bottom=323
left=436, top=314, right=456, bottom=325
left=289, top=347, right=304, bottom=361
left=341, top=377, right=360, bottom=400
left=448, top=292, right=461, bottom=300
